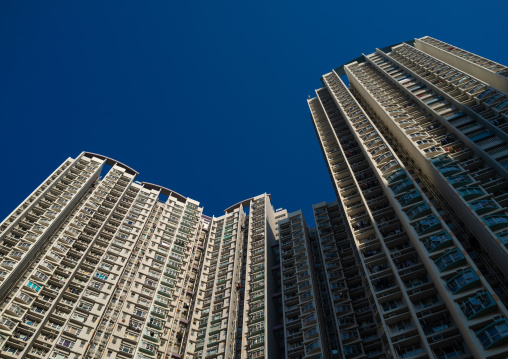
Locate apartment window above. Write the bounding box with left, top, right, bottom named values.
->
left=133, top=304, right=148, bottom=317
left=78, top=301, right=93, bottom=312
left=84, top=290, right=99, bottom=300
left=152, top=306, right=166, bottom=316
left=72, top=312, right=88, bottom=323
left=476, top=319, right=508, bottom=349
left=57, top=337, right=75, bottom=349
left=51, top=351, right=68, bottom=359
left=48, top=321, right=62, bottom=330
left=65, top=324, right=82, bottom=336
left=120, top=343, right=134, bottom=354
left=302, top=302, right=314, bottom=312
left=129, top=319, right=143, bottom=330
left=446, top=269, right=479, bottom=294
left=89, top=281, right=104, bottom=291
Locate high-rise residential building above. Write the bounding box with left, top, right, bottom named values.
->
left=308, top=37, right=508, bottom=358
left=310, top=201, right=378, bottom=358
left=273, top=210, right=288, bottom=241
left=186, top=194, right=282, bottom=359
left=3, top=37, right=508, bottom=359
left=0, top=152, right=287, bottom=359
left=278, top=210, right=329, bottom=359
left=0, top=152, right=208, bottom=359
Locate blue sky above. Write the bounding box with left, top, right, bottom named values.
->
left=0, top=0, right=507, bottom=224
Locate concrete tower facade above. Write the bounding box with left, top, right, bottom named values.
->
left=308, top=37, right=508, bottom=359
left=0, top=153, right=285, bottom=359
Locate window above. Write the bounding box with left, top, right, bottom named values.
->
left=51, top=351, right=68, bottom=359
left=72, top=312, right=87, bottom=322
left=152, top=306, right=166, bottom=316
left=134, top=308, right=147, bottom=318
left=140, top=341, right=156, bottom=353
left=447, top=269, right=479, bottom=294
left=460, top=292, right=496, bottom=319
left=434, top=250, right=465, bottom=271
left=78, top=301, right=93, bottom=311
left=129, top=319, right=143, bottom=330
left=120, top=343, right=134, bottom=354
left=476, top=319, right=508, bottom=349
left=27, top=281, right=42, bottom=292
left=57, top=337, right=75, bottom=349
left=424, top=232, right=452, bottom=252
left=306, top=340, right=320, bottom=353
left=483, top=215, right=508, bottom=229
left=89, top=281, right=104, bottom=291
left=65, top=325, right=81, bottom=336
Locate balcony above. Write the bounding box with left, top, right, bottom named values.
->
left=396, top=345, right=424, bottom=359
left=338, top=316, right=355, bottom=328
left=147, top=317, right=163, bottom=330
left=363, top=247, right=383, bottom=260
left=458, top=187, right=485, bottom=201
left=399, top=190, right=422, bottom=207
left=391, top=179, right=414, bottom=195
left=413, top=216, right=441, bottom=235
left=143, top=329, right=160, bottom=342
left=250, top=302, right=265, bottom=314
left=373, top=276, right=396, bottom=292
left=446, top=269, right=480, bottom=294
left=460, top=292, right=497, bottom=320
left=497, top=231, right=508, bottom=248
left=483, top=214, right=508, bottom=231
left=433, top=343, right=467, bottom=359
left=381, top=299, right=405, bottom=312
left=447, top=174, right=473, bottom=188
left=343, top=344, right=363, bottom=357
left=0, top=317, right=16, bottom=330
left=249, top=323, right=264, bottom=337
left=422, top=318, right=452, bottom=336
left=6, top=304, right=25, bottom=318
left=424, top=231, right=453, bottom=252
left=476, top=318, right=508, bottom=349
left=250, top=312, right=264, bottom=324
left=11, top=329, right=33, bottom=342
left=405, top=203, right=431, bottom=220
left=434, top=250, right=465, bottom=272
left=405, top=275, right=428, bottom=289
left=139, top=341, right=156, bottom=356
left=248, top=335, right=265, bottom=350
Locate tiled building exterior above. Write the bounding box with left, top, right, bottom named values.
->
left=308, top=37, right=508, bottom=358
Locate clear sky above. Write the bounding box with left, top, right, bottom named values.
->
left=0, top=0, right=507, bottom=225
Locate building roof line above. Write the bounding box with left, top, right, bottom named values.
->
left=141, top=182, right=188, bottom=203
left=83, top=151, right=139, bottom=176
left=322, top=39, right=416, bottom=82
left=224, top=194, right=272, bottom=214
